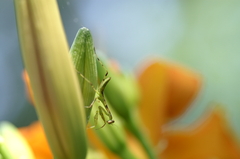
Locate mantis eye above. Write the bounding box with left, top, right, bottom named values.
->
left=107, top=120, right=115, bottom=124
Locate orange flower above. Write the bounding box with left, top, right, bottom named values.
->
left=137, top=59, right=240, bottom=158
left=161, top=108, right=240, bottom=159
left=19, top=122, right=53, bottom=159
left=167, top=63, right=201, bottom=119
left=137, top=59, right=201, bottom=146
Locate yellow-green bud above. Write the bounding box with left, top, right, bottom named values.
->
left=14, top=0, right=87, bottom=158
left=96, top=54, right=156, bottom=159
left=96, top=54, right=140, bottom=120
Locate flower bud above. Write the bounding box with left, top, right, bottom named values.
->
left=14, top=0, right=87, bottom=158
left=70, top=27, right=98, bottom=123
left=96, top=54, right=156, bottom=159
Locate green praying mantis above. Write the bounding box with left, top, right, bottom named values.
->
left=76, top=55, right=115, bottom=129
left=70, top=27, right=115, bottom=129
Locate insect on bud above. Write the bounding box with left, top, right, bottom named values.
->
left=70, top=27, right=98, bottom=123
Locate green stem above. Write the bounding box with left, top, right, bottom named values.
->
left=119, top=147, right=138, bottom=159
left=125, top=115, right=156, bottom=159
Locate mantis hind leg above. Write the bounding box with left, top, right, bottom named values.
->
left=98, top=105, right=111, bottom=118
left=95, top=106, right=108, bottom=130
left=96, top=106, right=115, bottom=129
left=88, top=106, right=108, bottom=130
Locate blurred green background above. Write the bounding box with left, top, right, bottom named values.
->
left=0, top=0, right=239, bottom=142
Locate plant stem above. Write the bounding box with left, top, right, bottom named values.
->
left=125, top=115, right=156, bottom=159
left=119, top=147, right=138, bottom=159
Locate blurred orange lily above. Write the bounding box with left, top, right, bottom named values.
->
left=137, top=59, right=240, bottom=158
left=160, top=108, right=240, bottom=159
left=137, top=59, right=201, bottom=146
left=19, top=122, right=53, bottom=159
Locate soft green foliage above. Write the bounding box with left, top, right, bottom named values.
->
left=0, top=122, right=35, bottom=159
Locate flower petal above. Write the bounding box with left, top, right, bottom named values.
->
left=19, top=122, right=53, bottom=159
left=160, top=107, right=240, bottom=159
left=137, top=59, right=201, bottom=146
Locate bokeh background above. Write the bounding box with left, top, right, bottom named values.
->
left=1, top=0, right=240, bottom=142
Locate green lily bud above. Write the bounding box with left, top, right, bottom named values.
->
left=14, top=0, right=87, bottom=159
left=70, top=27, right=98, bottom=123
left=0, top=122, right=35, bottom=159
left=96, top=55, right=156, bottom=159
left=96, top=53, right=140, bottom=119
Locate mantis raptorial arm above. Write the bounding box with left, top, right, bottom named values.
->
left=91, top=106, right=115, bottom=130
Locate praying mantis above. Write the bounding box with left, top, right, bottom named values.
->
left=76, top=55, right=115, bottom=129
left=70, top=27, right=114, bottom=129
